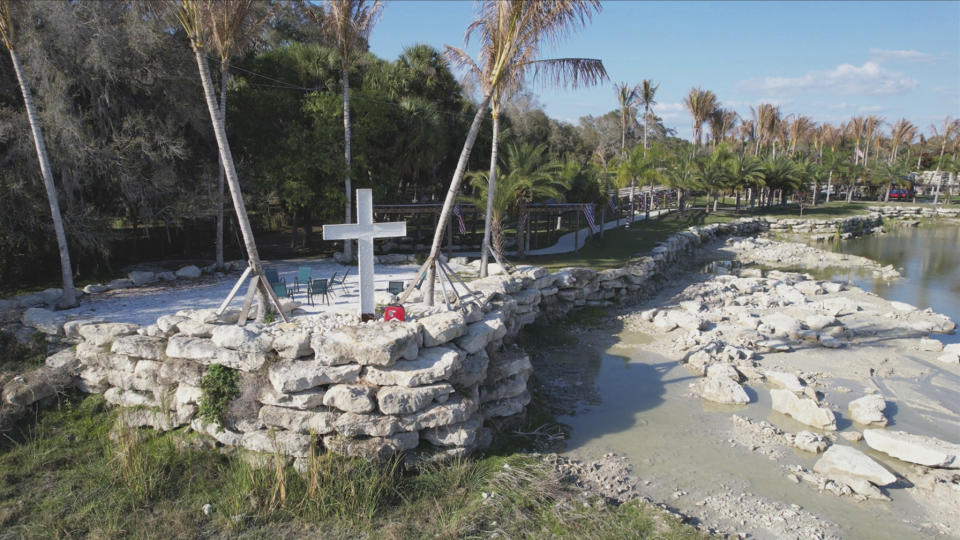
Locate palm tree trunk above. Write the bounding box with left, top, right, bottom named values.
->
left=812, top=181, right=818, bottom=206
left=342, top=70, right=353, bottom=261
left=192, top=46, right=266, bottom=317
left=646, top=180, right=653, bottom=219
left=9, top=47, right=77, bottom=308
left=479, top=111, right=500, bottom=278
left=826, top=171, right=832, bottom=203
left=642, top=105, right=649, bottom=155
left=629, top=177, right=636, bottom=223
left=215, top=64, right=229, bottom=268
left=424, top=93, right=492, bottom=306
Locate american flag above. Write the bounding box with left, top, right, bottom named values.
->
left=453, top=204, right=466, bottom=235
left=583, top=204, right=599, bottom=234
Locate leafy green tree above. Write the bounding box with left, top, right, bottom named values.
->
left=762, top=157, right=800, bottom=206
left=466, top=142, right=567, bottom=259
left=727, top=152, right=764, bottom=211
left=613, top=82, right=639, bottom=156
left=693, top=145, right=732, bottom=212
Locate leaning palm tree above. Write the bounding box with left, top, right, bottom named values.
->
left=207, top=1, right=272, bottom=268
left=0, top=0, right=77, bottom=307
left=684, top=87, right=717, bottom=152
left=862, top=115, right=883, bottom=167
left=750, top=103, right=779, bottom=157
left=165, top=0, right=281, bottom=321
left=448, top=2, right=606, bottom=278
left=417, top=0, right=605, bottom=300
left=320, top=0, right=383, bottom=262
left=639, top=78, right=658, bottom=155
left=888, top=119, right=916, bottom=164
left=613, top=82, right=640, bottom=156
left=707, top=107, right=737, bottom=150
left=788, top=115, right=814, bottom=155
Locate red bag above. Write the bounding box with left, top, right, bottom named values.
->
left=383, top=304, right=405, bottom=322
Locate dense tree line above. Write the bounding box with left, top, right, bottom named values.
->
left=1, top=0, right=955, bottom=295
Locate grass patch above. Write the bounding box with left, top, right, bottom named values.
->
left=521, top=210, right=725, bottom=271
left=0, top=392, right=705, bottom=538
left=0, top=329, right=48, bottom=375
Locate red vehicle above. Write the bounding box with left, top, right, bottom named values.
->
left=887, top=181, right=914, bottom=200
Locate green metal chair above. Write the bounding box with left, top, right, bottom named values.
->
left=332, top=267, right=351, bottom=293
left=308, top=279, right=330, bottom=306
left=271, top=281, right=289, bottom=299
left=265, top=268, right=283, bottom=286
left=294, top=266, right=311, bottom=294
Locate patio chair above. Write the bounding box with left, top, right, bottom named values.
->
left=388, top=281, right=404, bottom=295
left=264, top=268, right=284, bottom=286
left=293, top=266, right=311, bottom=294
left=308, top=278, right=330, bottom=306
left=271, top=281, right=289, bottom=299
left=332, top=267, right=351, bottom=292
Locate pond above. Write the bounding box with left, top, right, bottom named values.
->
left=542, top=223, right=960, bottom=539
left=814, top=224, right=960, bottom=346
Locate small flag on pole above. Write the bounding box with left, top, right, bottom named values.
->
left=583, top=204, right=599, bottom=234
left=453, top=204, right=467, bottom=235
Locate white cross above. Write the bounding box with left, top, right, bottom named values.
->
left=323, top=189, right=406, bottom=318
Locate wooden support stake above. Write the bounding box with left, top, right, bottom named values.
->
left=237, top=275, right=260, bottom=326
left=217, top=266, right=252, bottom=315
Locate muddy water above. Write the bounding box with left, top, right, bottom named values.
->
left=554, top=340, right=933, bottom=539
left=814, top=224, right=960, bottom=346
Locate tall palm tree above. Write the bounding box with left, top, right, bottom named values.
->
left=449, top=4, right=605, bottom=277
left=788, top=115, right=814, bottom=155
left=207, top=0, right=271, bottom=268
left=616, top=145, right=657, bottom=222
left=0, top=0, right=77, bottom=307
left=422, top=0, right=605, bottom=299
left=320, top=0, right=383, bottom=262
left=613, top=82, right=640, bottom=156
left=929, top=116, right=957, bottom=204
left=862, top=115, right=883, bottom=167
left=821, top=149, right=847, bottom=204
left=684, top=87, right=717, bottom=152
left=639, top=78, right=658, bottom=155
left=693, top=144, right=732, bottom=212
left=750, top=103, right=780, bottom=157
left=707, top=107, right=737, bottom=150
left=664, top=154, right=696, bottom=214
left=166, top=0, right=278, bottom=320
left=848, top=116, right=866, bottom=165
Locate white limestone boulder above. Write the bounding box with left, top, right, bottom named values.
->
left=364, top=345, right=462, bottom=387
left=419, top=311, right=466, bottom=347
left=377, top=383, right=454, bottom=415
left=258, top=405, right=338, bottom=435
left=318, top=321, right=421, bottom=367
left=863, top=429, right=960, bottom=469
left=771, top=389, right=836, bottom=430
left=110, top=335, right=166, bottom=361
left=322, top=384, right=376, bottom=413
left=268, top=361, right=361, bottom=393
left=695, top=375, right=750, bottom=405
left=813, top=445, right=896, bottom=486
left=21, top=308, right=66, bottom=335
left=847, top=395, right=888, bottom=427
left=175, top=265, right=202, bottom=279
left=78, top=322, right=139, bottom=346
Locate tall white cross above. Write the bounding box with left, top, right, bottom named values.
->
left=323, top=189, right=406, bottom=318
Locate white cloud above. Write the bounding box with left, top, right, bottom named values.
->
left=869, top=48, right=935, bottom=63
left=655, top=102, right=688, bottom=120
left=740, top=61, right=917, bottom=96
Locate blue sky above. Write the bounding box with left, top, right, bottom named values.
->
left=369, top=1, right=960, bottom=141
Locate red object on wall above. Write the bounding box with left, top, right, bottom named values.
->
left=383, top=304, right=405, bottom=322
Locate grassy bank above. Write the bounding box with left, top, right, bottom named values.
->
left=0, top=389, right=705, bottom=538
left=519, top=202, right=883, bottom=271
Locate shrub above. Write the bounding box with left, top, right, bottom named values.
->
left=198, top=364, right=239, bottom=428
